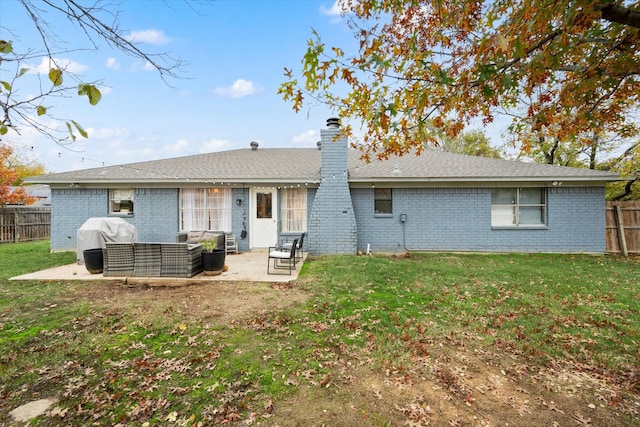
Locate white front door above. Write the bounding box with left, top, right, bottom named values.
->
left=250, top=187, right=278, bottom=248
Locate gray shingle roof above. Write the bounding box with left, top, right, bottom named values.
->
left=27, top=147, right=619, bottom=185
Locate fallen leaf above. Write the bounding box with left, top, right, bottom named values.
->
left=265, top=400, right=274, bottom=413
left=573, top=412, right=592, bottom=426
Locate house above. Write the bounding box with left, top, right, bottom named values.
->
left=26, top=118, right=620, bottom=255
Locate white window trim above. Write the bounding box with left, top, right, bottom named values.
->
left=374, top=188, right=393, bottom=216
left=109, top=188, right=134, bottom=215
left=491, top=188, right=547, bottom=228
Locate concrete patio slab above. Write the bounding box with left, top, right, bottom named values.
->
left=10, top=250, right=304, bottom=284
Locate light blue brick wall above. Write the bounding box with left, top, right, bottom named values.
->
left=51, top=187, right=179, bottom=251
left=231, top=188, right=250, bottom=252
left=308, top=126, right=357, bottom=254
left=127, top=188, right=179, bottom=242
left=352, top=186, right=606, bottom=254
left=51, top=188, right=109, bottom=251
left=51, top=187, right=259, bottom=253
left=51, top=181, right=606, bottom=254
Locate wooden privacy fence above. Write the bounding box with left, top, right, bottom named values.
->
left=606, top=201, right=640, bottom=256
left=0, top=207, right=51, bottom=243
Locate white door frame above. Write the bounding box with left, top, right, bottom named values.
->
left=250, top=187, right=278, bottom=248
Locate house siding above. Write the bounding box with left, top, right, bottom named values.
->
left=127, top=188, right=179, bottom=242
left=51, top=184, right=606, bottom=255
left=51, top=187, right=257, bottom=253
left=231, top=187, right=250, bottom=253
left=51, top=188, right=108, bottom=251
left=352, top=186, right=606, bottom=254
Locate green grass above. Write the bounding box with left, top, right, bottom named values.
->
left=0, top=240, right=76, bottom=280
left=304, top=253, right=640, bottom=370
left=0, top=242, right=638, bottom=425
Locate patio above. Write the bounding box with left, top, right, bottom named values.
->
left=10, top=250, right=305, bottom=285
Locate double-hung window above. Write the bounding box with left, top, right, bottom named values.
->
left=281, top=188, right=307, bottom=233
left=179, top=188, right=232, bottom=231
left=109, top=189, right=134, bottom=214
left=491, top=188, right=546, bottom=227
left=374, top=188, right=392, bottom=215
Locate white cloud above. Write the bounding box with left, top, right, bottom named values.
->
left=28, top=57, right=89, bottom=75
left=199, top=138, right=229, bottom=153
left=86, top=127, right=130, bottom=140
left=105, top=57, right=120, bottom=70
left=320, top=0, right=350, bottom=16
left=213, top=79, right=258, bottom=98
left=127, top=60, right=156, bottom=73
left=292, top=129, right=319, bottom=146
left=125, top=29, right=172, bottom=45
left=162, top=139, right=190, bottom=155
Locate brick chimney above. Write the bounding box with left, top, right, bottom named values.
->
left=307, top=118, right=357, bottom=254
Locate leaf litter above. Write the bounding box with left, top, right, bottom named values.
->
left=2, top=274, right=639, bottom=426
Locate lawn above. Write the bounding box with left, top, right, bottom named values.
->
left=1, top=241, right=639, bottom=426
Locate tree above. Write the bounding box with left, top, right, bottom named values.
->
left=1, top=0, right=185, bottom=143
left=440, top=129, right=503, bottom=158
left=5, top=146, right=46, bottom=184
left=0, top=144, right=34, bottom=206
left=280, top=1, right=640, bottom=161
left=602, top=140, right=640, bottom=200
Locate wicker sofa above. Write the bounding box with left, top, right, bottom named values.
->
left=176, top=230, right=225, bottom=248
left=103, top=242, right=203, bottom=278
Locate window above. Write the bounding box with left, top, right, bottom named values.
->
left=179, top=188, right=232, bottom=231
left=491, top=188, right=546, bottom=226
left=109, top=189, right=134, bottom=214
left=281, top=188, right=307, bottom=232
left=256, top=192, right=272, bottom=219
left=374, top=188, right=392, bottom=215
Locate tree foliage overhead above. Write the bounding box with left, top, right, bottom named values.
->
left=280, top=0, right=640, bottom=161
left=1, top=0, right=185, bottom=143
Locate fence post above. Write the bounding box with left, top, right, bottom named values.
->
left=614, top=205, right=628, bottom=257
left=13, top=210, right=19, bottom=243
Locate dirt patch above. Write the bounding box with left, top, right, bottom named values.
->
left=268, top=344, right=639, bottom=426
left=64, top=280, right=639, bottom=426
left=70, top=279, right=308, bottom=324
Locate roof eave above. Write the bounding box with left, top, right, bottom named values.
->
left=348, top=176, right=620, bottom=186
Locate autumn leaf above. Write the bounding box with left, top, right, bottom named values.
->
left=0, top=39, right=13, bottom=54
left=48, top=67, right=63, bottom=86
left=77, top=83, right=102, bottom=106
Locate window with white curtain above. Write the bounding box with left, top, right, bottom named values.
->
left=109, top=189, right=134, bottom=214
left=179, top=188, right=232, bottom=231
left=281, top=188, right=307, bottom=233
left=491, top=188, right=546, bottom=227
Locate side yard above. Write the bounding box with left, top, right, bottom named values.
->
left=1, top=241, right=639, bottom=426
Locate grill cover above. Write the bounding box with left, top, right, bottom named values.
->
left=77, top=217, right=137, bottom=263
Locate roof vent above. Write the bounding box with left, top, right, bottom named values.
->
left=317, top=140, right=322, bottom=150
left=250, top=141, right=259, bottom=151
left=326, top=117, right=340, bottom=128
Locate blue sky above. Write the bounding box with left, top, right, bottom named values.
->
left=2, top=0, right=356, bottom=172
